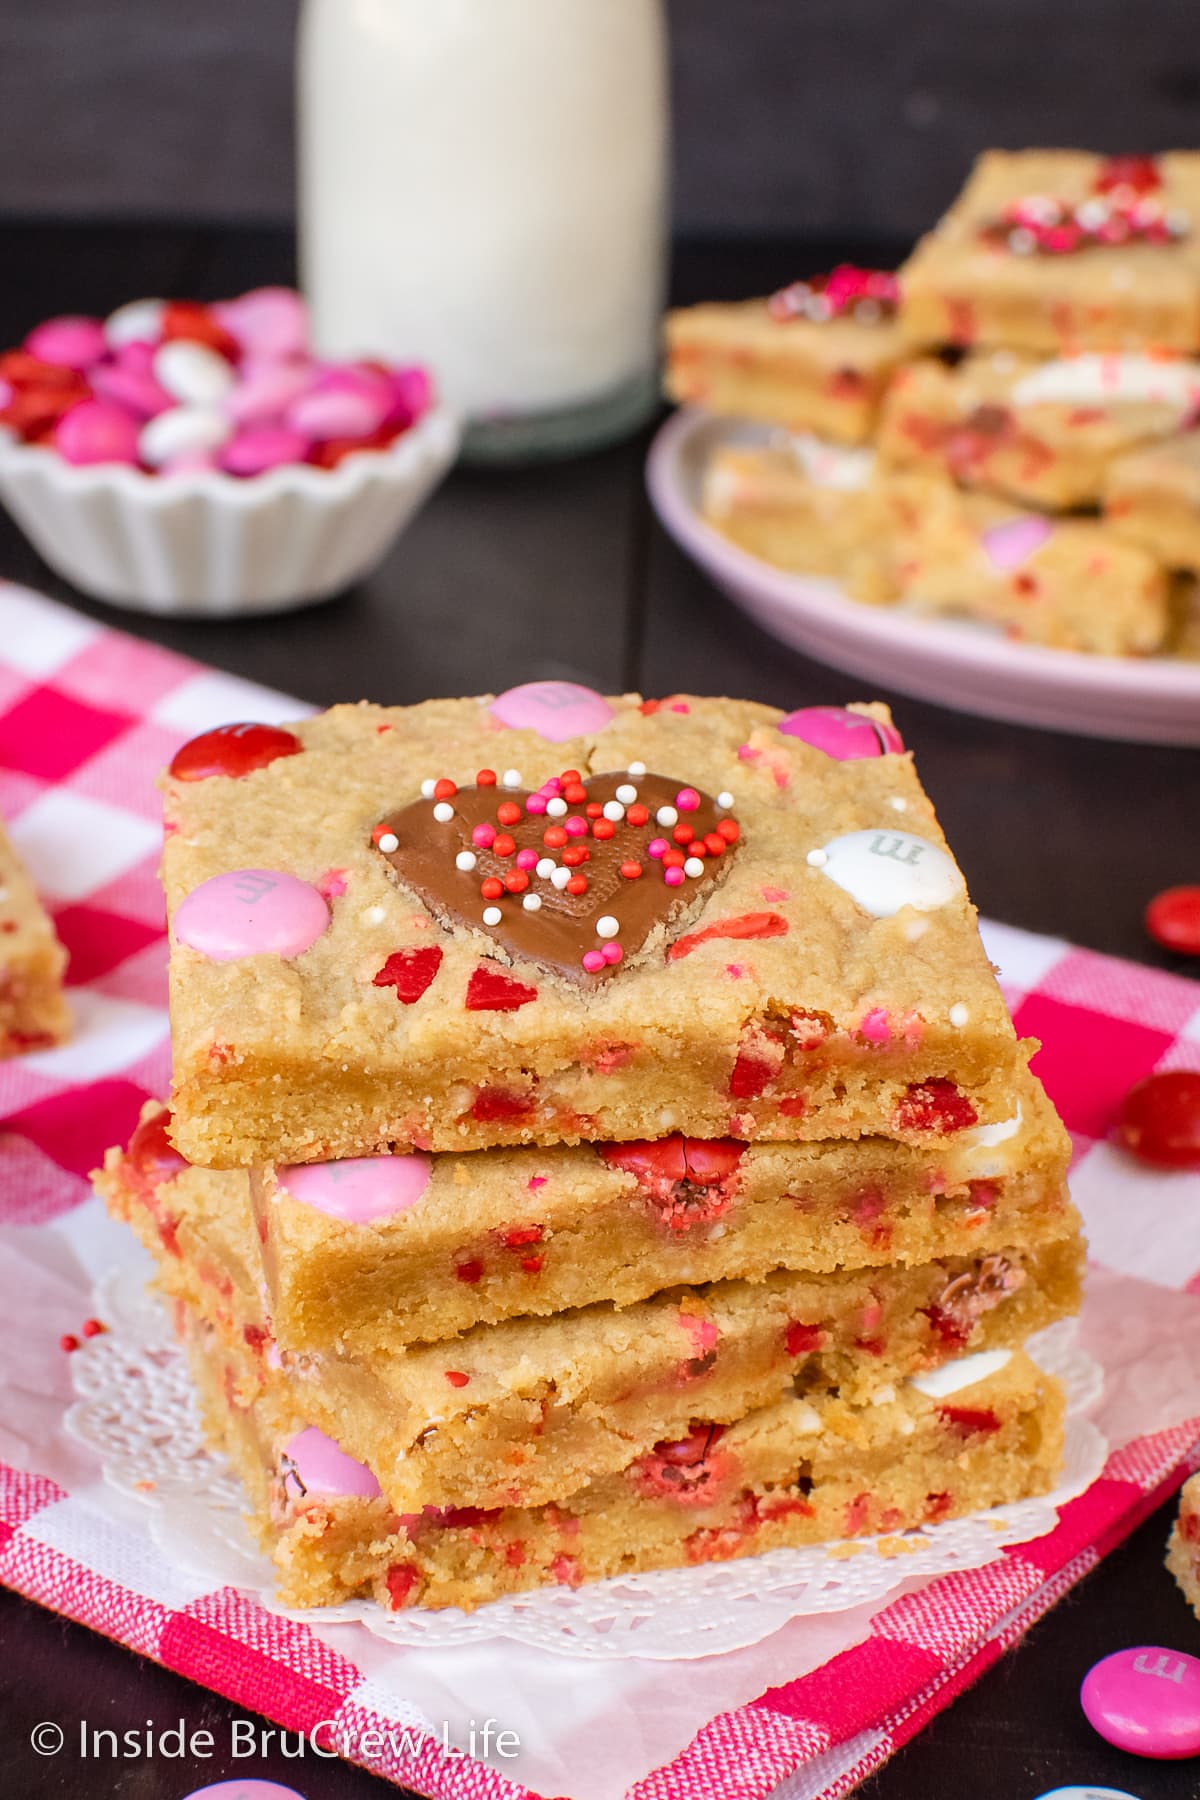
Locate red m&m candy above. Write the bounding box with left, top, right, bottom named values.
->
left=169, top=721, right=304, bottom=782
left=1146, top=885, right=1200, bottom=957
left=1116, top=1070, right=1200, bottom=1170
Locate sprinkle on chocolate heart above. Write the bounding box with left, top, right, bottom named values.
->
left=371, top=766, right=743, bottom=985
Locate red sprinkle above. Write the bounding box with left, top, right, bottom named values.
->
left=480, top=877, right=504, bottom=900
left=59, top=1334, right=79, bottom=1354
left=445, top=1370, right=471, bottom=1387
left=563, top=783, right=587, bottom=804
left=81, top=1318, right=106, bottom=1339
left=585, top=802, right=604, bottom=819
left=503, top=869, right=530, bottom=894
left=703, top=833, right=726, bottom=857
left=373, top=946, right=444, bottom=1005
left=717, top=819, right=740, bottom=843
left=477, top=768, right=497, bottom=786
left=465, top=965, right=538, bottom=1011
left=433, top=777, right=458, bottom=800
left=562, top=846, right=589, bottom=867
left=492, top=832, right=516, bottom=858
left=496, top=800, right=522, bottom=826
left=669, top=912, right=789, bottom=962
left=620, top=861, right=643, bottom=880
left=566, top=874, right=588, bottom=895
left=591, top=819, right=615, bottom=840
left=626, top=804, right=650, bottom=826
left=543, top=826, right=568, bottom=849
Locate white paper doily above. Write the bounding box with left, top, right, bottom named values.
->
left=65, top=1269, right=1107, bottom=1661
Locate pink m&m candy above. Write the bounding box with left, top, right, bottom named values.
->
left=174, top=869, right=329, bottom=961
left=220, top=424, right=313, bottom=477
left=278, top=1153, right=432, bottom=1223
left=25, top=314, right=107, bottom=370
left=53, top=399, right=140, bottom=466
left=1080, top=1644, right=1200, bottom=1758
left=778, top=705, right=904, bottom=759
left=489, top=681, right=615, bottom=742
left=980, top=513, right=1054, bottom=571
left=225, top=356, right=313, bottom=425
left=288, top=366, right=392, bottom=441
left=213, top=285, right=309, bottom=361
left=89, top=342, right=172, bottom=419
left=183, top=1785, right=307, bottom=1800
left=281, top=1426, right=380, bottom=1498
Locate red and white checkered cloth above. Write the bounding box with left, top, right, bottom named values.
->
left=1, top=579, right=1198, bottom=1800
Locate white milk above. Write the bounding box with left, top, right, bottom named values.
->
left=298, top=0, right=669, bottom=458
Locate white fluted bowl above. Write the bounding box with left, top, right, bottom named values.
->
left=0, top=406, right=460, bottom=617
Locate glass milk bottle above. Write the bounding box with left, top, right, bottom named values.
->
left=298, top=0, right=669, bottom=462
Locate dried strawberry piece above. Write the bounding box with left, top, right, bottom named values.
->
left=385, top=1563, right=421, bottom=1608
left=373, top=945, right=443, bottom=1004
left=471, top=1086, right=534, bottom=1122
left=728, top=1033, right=785, bottom=1100
left=550, top=1553, right=583, bottom=1586
left=668, top=911, right=789, bottom=962
left=453, top=1258, right=483, bottom=1284
left=785, top=1321, right=824, bottom=1357
left=938, top=1405, right=1001, bottom=1437
left=633, top=1424, right=729, bottom=1504
left=127, top=1105, right=187, bottom=1191
left=465, top=963, right=538, bottom=1011
left=1095, top=154, right=1162, bottom=195
left=895, top=1079, right=979, bottom=1134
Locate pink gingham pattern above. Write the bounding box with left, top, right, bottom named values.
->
left=0, top=579, right=1198, bottom=1800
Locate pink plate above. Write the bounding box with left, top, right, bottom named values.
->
left=646, top=409, right=1200, bottom=745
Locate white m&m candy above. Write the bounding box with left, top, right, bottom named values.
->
left=814, top=829, right=964, bottom=918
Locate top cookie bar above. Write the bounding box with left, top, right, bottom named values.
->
left=899, top=150, right=1200, bottom=354
left=162, top=689, right=1029, bottom=1168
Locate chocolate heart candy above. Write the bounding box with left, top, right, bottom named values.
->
left=372, top=770, right=742, bottom=985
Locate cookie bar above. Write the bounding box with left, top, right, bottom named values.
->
left=0, top=821, right=69, bottom=1055
left=183, top=1314, right=1066, bottom=1612
left=162, top=694, right=1032, bottom=1168
left=100, top=1082, right=1071, bottom=1346
left=878, top=351, right=1200, bottom=510
left=665, top=268, right=905, bottom=444
left=1105, top=430, right=1200, bottom=571
left=899, top=151, right=1200, bottom=354
left=701, top=440, right=897, bottom=603
left=883, top=474, right=1170, bottom=655
left=157, top=1213, right=1081, bottom=1512
left=1166, top=1470, right=1200, bottom=1620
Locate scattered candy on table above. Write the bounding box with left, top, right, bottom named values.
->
left=1080, top=1644, right=1200, bottom=1759
left=0, top=288, right=434, bottom=474
left=1115, top=1070, right=1200, bottom=1170
left=1146, top=885, right=1200, bottom=957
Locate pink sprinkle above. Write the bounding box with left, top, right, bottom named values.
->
left=316, top=868, right=349, bottom=898
left=675, top=787, right=701, bottom=812
left=761, top=886, right=790, bottom=902
left=858, top=1007, right=891, bottom=1045
left=726, top=963, right=746, bottom=979
left=525, top=794, right=548, bottom=815
left=582, top=949, right=606, bottom=973
left=664, top=866, right=685, bottom=887
left=528, top=1175, right=547, bottom=1190
left=647, top=837, right=669, bottom=859
left=601, top=941, right=623, bottom=964
left=472, top=823, right=497, bottom=848
left=540, top=778, right=563, bottom=796
left=565, top=816, right=588, bottom=838
left=737, top=744, right=762, bottom=762
left=669, top=702, right=691, bottom=714
left=515, top=847, right=539, bottom=869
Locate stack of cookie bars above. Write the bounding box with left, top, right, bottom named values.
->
left=668, top=149, right=1200, bottom=657
left=97, top=686, right=1083, bottom=1612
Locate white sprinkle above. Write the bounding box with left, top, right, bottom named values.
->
left=627, top=761, right=646, bottom=776
left=376, top=831, right=399, bottom=853
left=656, top=805, right=678, bottom=827
left=536, top=857, right=556, bottom=879
left=361, top=904, right=386, bottom=926
left=482, top=906, right=503, bottom=926
left=433, top=802, right=454, bottom=823
left=502, top=768, right=522, bottom=788
left=806, top=848, right=828, bottom=868
left=523, top=894, right=542, bottom=912
left=596, top=915, right=620, bottom=939
left=546, top=797, right=568, bottom=818
left=551, top=867, right=572, bottom=890
left=455, top=850, right=477, bottom=872
left=717, top=790, right=734, bottom=809
left=949, top=1002, right=969, bottom=1028
left=603, top=801, right=625, bottom=822
left=420, top=779, right=437, bottom=799
left=889, top=796, right=908, bottom=812
left=615, top=784, right=638, bottom=805
left=684, top=856, right=704, bottom=878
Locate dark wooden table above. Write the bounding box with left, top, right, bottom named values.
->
left=1, top=224, right=1198, bottom=1800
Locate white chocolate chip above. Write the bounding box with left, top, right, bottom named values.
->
left=603, top=801, right=625, bottom=822
left=523, top=894, right=542, bottom=911
left=656, top=805, right=678, bottom=827
left=455, top=851, right=477, bottom=872
left=903, top=917, right=930, bottom=942
left=889, top=796, right=908, bottom=812
left=361, top=904, right=386, bottom=926
left=615, top=783, right=638, bottom=804
left=596, top=915, right=620, bottom=938
left=420, top=779, right=437, bottom=799
left=432, top=802, right=454, bottom=823
left=536, top=857, right=556, bottom=879
left=806, top=848, right=828, bottom=867
left=546, top=797, right=568, bottom=818
left=717, top=790, right=734, bottom=809
left=551, top=867, right=572, bottom=890
left=482, top=905, right=502, bottom=926
left=949, top=1002, right=969, bottom=1027
left=375, top=831, right=399, bottom=853
left=502, top=768, right=522, bottom=788
left=627, top=761, right=646, bottom=776
left=684, top=856, right=704, bottom=878
left=870, top=1385, right=896, bottom=1407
